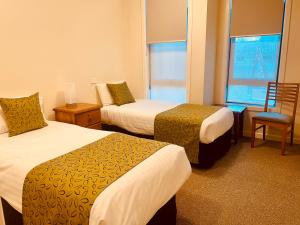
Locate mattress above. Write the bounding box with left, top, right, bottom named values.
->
left=101, top=99, right=234, bottom=144
left=0, top=121, right=191, bottom=225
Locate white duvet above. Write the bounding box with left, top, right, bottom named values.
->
left=0, top=121, right=191, bottom=225
left=101, top=99, right=234, bottom=144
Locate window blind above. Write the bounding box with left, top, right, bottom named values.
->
left=231, top=0, right=284, bottom=37
left=149, top=42, right=187, bottom=103
left=146, top=0, right=187, bottom=43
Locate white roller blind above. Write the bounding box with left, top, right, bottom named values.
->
left=149, top=42, right=187, bottom=103
left=231, top=0, right=284, bottom=37
left=146, top=0, right=187, bottom=43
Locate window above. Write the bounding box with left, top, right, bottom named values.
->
left=227, top=35, right=281, bottom=105
left=149, top=42, right=187, bottom=103
left=227, top=0, right=285, bottom=105
left=146, top=0, right=188, bottom=103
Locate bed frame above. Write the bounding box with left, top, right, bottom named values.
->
left=1, top=196, right=177, bottom=225
left=102, top=124, right=232, bottom=168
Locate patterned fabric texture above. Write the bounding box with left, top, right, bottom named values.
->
left=22, top=133, right=167, bottom=225
left=154, top=104, right=221, bottom=164
left=0, top=93, right=47, bottom=137
left=107, top=82, right=135, bottom=106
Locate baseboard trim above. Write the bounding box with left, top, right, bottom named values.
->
left=244, top=130, right=300, bottom=144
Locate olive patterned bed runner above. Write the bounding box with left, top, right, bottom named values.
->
left=154, top=104, right=221, bottom=164
left=22, top=133, right=167, bottom=225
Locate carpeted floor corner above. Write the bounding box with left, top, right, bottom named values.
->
left=176, top=139, right=300, bottom=225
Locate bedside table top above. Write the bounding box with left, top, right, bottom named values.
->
left=53, top=103, right=100, bottom=114
left=227, top=105, right=247, bottom=113
left=214, top=104, right=247, bottom=113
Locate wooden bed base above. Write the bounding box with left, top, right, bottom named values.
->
left=1, top=196, right=177, bottom=225
left=102, top=124, right=232, bottom=168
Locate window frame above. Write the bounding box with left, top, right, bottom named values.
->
left=225, top=34, right=284, bottom=106
left=225, top=0, right=286, bottom=106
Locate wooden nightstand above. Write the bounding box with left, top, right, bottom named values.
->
left=53, top=103, right=101, bottom=130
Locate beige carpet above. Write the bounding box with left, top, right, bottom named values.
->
left=176, top=139, right=300, bottom=225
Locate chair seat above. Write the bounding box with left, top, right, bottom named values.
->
left=253, top=112, right=293, bottom=124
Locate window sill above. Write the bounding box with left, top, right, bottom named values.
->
left=225, top=102, right=265, bottom=112
left=224, top=103, right=278, bottom=112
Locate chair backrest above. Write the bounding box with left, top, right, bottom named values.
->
left=265, top=82, right=300, bottom=121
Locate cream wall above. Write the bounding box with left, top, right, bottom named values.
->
left=214, top=0, right=230, bottom=104
left=0, top=0, right=127, bottom=119
left=284, top=0, right=300, bottom=84
left=123, top=0, right=148, bottom=99
left=281, top=0, right=300, bottom=142
left=203, top=0, right=219, bottom=104
left=188, top=0, right=209, bottom=104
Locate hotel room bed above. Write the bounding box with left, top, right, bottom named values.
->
left=101, top=99, right=234, bottom=167
left=101, top=99, right=234, bottom=144
left=0, top=121, right=191, bottom=225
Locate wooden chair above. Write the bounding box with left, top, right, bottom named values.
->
left=251, top=82, right=300, bottom=155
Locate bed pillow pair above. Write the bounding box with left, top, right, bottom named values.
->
left=96, top=82, right=116, bottom=106
left=97, top=81, right=135, bottom=106
left=0, top=93, right=48, bottom=137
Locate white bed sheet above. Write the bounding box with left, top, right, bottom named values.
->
left=101, top=99, right=234, bottom=144
left=0, top=121, right=191, bottom=225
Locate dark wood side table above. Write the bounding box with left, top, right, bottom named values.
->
left=53, top=103, right=101, bottom=130
left=227, top=105, right=247, bottom=144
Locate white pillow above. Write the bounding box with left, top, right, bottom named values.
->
left=39, top=96, right=45, bottom=116
left=0, top=96, right=45, bottom=134
left=96, top=81, right=124, bottom=106
left=0, top=108, right=8, bottom=134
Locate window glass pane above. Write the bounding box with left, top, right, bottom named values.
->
left=149, top=42, right=187, bottom=103
left=227, top=85, right=274, bottom=106
left=232, top=35, right=281, bottom=81
left=150, top=86, right=186, bottom=103
left=227, top=35, right=281, bottom=105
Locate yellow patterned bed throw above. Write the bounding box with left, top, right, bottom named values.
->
left=154, top=104, right=221, bottom=164
left=22, top=133, right=167, bottom=225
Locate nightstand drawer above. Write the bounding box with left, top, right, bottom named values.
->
left=55, top=111, right=74, bottom=124
left=54, top=103, right=101, bottom=129
left=76, top=110, right=101, bottom=127
left=88, top=122, right=102, bottom=130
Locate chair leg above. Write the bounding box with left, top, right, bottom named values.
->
left=281, top=126, right=288, bottom=156
left=263, top=125, right=266, bottom=141
left=290, top=124, right=294, bottom=146
left=251, top=119, right=256, bottom=148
